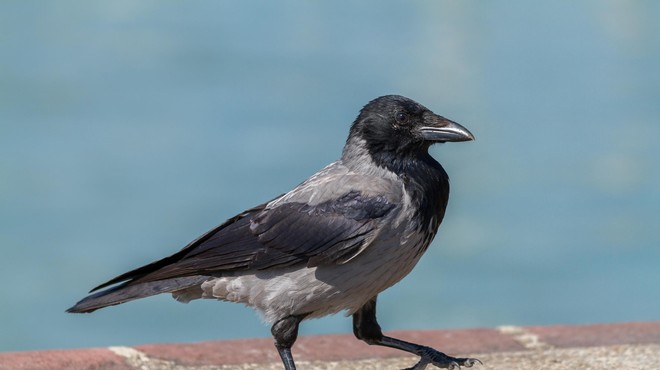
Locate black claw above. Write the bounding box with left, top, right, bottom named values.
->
left=447, top=361, right=460, bottom=370
left=452, top=357, right=482, bottom=369
left=426, top=350, right=482, bottom=369
left=458, top=357, right=482, bottom=368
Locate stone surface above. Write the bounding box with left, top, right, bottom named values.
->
left=136, top=328, right=522, bottom=366
left=1, top=322, right=659, bottom=370
left=257, top=344, right=659, bottom=370
left=527, top=321, right=660, bottom=348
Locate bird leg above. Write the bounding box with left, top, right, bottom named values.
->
left=353, top=297, right=481, bottom=370
left=271, top=314, right=306, bottom=370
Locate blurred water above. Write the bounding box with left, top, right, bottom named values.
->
left=1, top=1, right=659, bottom=352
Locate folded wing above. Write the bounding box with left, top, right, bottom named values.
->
left=68, top=183, right=397, bottom=313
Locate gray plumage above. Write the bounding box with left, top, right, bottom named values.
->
left=68, top=95, right=479, bottom=370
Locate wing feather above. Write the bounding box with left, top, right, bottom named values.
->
left=91, top=181, right=397, bottom=292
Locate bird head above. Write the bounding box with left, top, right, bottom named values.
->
left=347, top=95, right=474, bottom=158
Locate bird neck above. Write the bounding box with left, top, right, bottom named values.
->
left=341, top=137, right=450, bottom=234
left=380, top=151, right=450, bottom=234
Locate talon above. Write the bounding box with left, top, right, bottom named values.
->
left=447, top=362, right=460, bottom=370
left=403, top=344, right=482, bottom=370
left=461, top=357, right=482, bottom=368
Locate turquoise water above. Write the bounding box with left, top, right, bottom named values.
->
left=1, top=1, right=659, bottom=352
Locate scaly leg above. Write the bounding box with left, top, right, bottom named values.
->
left=271, top=314, right=306, bottom=370
left=353, top=297, right=481, bottom=370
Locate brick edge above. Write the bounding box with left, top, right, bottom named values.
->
left=1, top=322, right=658, bottom=369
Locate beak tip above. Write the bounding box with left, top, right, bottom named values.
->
left=420, top=121, right=475, bottom=143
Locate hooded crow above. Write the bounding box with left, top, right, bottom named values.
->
left=68, top=95, right=478, bottom=370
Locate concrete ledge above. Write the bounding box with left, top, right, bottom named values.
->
left=1, top=322, right=658, bottom=369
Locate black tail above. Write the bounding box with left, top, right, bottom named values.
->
left=66, top=276, right=208, bottom=313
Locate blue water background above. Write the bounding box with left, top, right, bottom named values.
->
left=1, top=1, right=659, bottom=351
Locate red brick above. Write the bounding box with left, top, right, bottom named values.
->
left=0, top=348, right=132, bottom=370
left=136, top=338, right=279, bottom=366
left=3, top=323, right=659, bottom=369
left=294, top=328, right=523, bottom=362
left=136, top=328, right=522, bottom=366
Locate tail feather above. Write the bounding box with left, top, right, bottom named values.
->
left=67, top=276, right=209, bottom=313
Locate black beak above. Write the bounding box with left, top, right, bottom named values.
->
left=420, top=115, right=475, bottom=143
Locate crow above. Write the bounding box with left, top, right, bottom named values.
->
left=68, top=95, right=478, bottom=370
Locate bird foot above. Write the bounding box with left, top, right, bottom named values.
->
left=402, top=346, right=482, bottom=370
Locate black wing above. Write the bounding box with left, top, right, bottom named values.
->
left=91, top=190, right=395, bottom=291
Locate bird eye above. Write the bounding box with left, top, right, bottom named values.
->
left=395, top=112, right=409, bottom=124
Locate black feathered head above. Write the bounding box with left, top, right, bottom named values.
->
left=348, top=95, right=474, bottom=157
